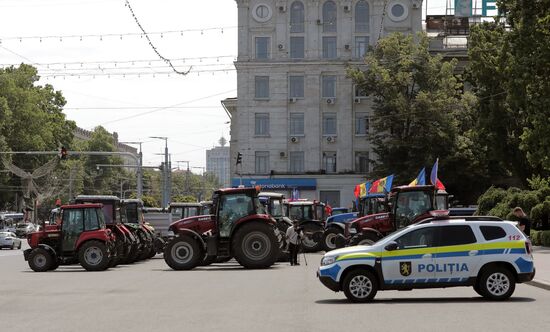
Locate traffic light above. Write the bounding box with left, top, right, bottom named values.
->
left=59, top=147, right=68, bottom=160
left=236, top=152, right=242, bottom=166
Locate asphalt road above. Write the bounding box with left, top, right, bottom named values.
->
left=1, top=244, right=549, bottom=332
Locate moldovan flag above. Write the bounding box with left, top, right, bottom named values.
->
left=430, top=159, right=446, bottom=190
left=369, top=175, right=394, bottom=193
left=354, top=184, right=361, bottom=198
left=409, top=168, right=426, bottom=186
left=359, top=182, right=367, bottom=198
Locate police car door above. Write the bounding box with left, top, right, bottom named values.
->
left=382, top=226, right=438, bottom=284
left=433, top=225, right=480, bottom=282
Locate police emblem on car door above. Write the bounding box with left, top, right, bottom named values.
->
left=400, top=262, right=412, bottom=276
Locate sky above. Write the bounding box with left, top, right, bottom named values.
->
left=0, top=0, right=485, bottom=172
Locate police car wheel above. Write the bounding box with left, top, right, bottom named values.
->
left=343, top=270, right=378, bottom=302
left=479, top=267, right=516, bottom=300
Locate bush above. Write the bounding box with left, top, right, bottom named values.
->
left=530, top=230, right=550, bottom=247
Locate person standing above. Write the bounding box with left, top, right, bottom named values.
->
left=513, top=207, right=531, bottom=237
left=286, top=220, right=303, bottom=266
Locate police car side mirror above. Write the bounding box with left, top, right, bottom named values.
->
left=384, top=241, right=398, bottom=251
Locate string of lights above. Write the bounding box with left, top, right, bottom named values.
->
left=39, top=68, right=236, bottom=79
left=0, top=14, right=393, bottom=44
left=0, top=55, right=236, bottom=67
left=124, top=0, right=190, bottom=76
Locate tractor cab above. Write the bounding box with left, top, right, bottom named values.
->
left=357, top=193, right=387, bottom=217
left=74, top=195, right=137, bottom=265
left=284, top=200, right=326, bottom=252
left=121, top=199, right=159, bottom=259
left=258, top=192, right=293, bottom=243
left=169, top=202, right=203, bottom=220
left=164, top=187, right=281, bottom=270
left=24, top=204, right=113, bottom=272
left=389, top=185, right=436, bottom=229
left=199, top=201, right=213, bottom=215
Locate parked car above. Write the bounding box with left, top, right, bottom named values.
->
left=0, top=232, right=22, bottom=249
left=15, top=223, right=36, bottom=237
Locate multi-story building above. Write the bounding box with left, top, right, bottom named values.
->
left=224, top=0, right=423, bottom=207
left=206, top=140, right=231, bottom=188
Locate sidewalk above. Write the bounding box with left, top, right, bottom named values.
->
left=529, top=246, right=550, bottom=290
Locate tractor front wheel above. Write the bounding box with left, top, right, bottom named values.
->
left=28, top=248, right=53, bottom=272
left=164, top=235, right=202, bottom=270
left=79, top=241, right=110, bottom=271
left=233, top=223, right=278, bottom=269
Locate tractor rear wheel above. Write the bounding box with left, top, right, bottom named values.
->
left=79, top=241, right=110, bottom=271
left=232, top=223, right=278, bottom=269
left=164, top=235, right=201, bottom=270
left=323, top=228, right=343, bottom=252
left=28, top=248, right=53, bottom=272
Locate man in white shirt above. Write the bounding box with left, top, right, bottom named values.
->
left=286, top=220, right=304, bottom=266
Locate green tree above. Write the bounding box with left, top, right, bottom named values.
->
left=0, top=64, right=76, bottom=208
left=347, top=32, right=485, bottom=203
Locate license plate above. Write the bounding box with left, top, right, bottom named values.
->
left=349, top=229, right=357, bottom=234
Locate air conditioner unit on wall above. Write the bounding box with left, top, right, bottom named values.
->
left=290, top=136, right=299, bottom=143
left=278, top=5, right=286, bottom=13
left=289, top=97, right=298, bottom=103
left=326, top=136, right=336, bottom=143
left=343, top=5, right=351, bottom=12
left=325, top=97, right=336, bottom=104
left=278, top=44, right=285, bottom=51
left=280, top=151, right=287, bottom=158
left=354, top=97, right=361, bottom=104
left=412, top=0, right=422, bottom=9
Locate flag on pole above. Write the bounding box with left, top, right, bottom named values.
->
left=354, top=184, right=361, bottom=198
left=409, top=168, right=426, bottom=186
left=369, top=175, right=394, bottom=193
left=430, top=159, right=446, bottom=190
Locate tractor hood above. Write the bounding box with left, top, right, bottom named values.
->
left=352, top=212, right=390, bottom=228
left=170, top=215, right=214, bottom=229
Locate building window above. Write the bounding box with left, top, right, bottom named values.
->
left=255, top=37, right=270, bottom=59
left=289, top=75, right=305, bottom=98
left=254, top=76, right=269, bottom=99
left=320, top=190, right=340, bottom=207
left=290, top=37, right=305, bottom=59
left=323, top=151, right=337, bottom=173
left=322, top=36, right=337, bottom=59
left=255, top=151, right=270, bottom=174
left=322, top=75, right=337, bottom=98
left=355, top=36, right=369, bottom=59
left=289, top=151, right=305, bottom=173
left=355, top=1, right=370, bottom=32
left=290, top=113, right=305, bottom=135
left=290, top=1, right=305, bottom=33
left=355, top=151, right=369, bottom=173
left=355, top=85, right=368, bottom=98
left=322, top=113, right=337, bottom=135
left=255, top=113, right=270, bottom=136
left=355, top=112, right=369, bottom=135
left=322, top=1, right=337, bottom=33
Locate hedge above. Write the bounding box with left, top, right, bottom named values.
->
left=530, top=230, right=550, bottom=247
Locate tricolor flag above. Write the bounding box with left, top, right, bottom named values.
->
left=409, top=168, right=426, bottom=186
left=430, top=159, right=446, bottom=190
left=369, top=175, right=394, bottom=194
left=354, top=184, right=361, bottom=198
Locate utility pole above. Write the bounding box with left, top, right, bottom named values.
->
left=150, top=137, right=169, bottom=207
left=177, top=161, right=190, bottom=195
left=192, top=166, right=206, bottom=201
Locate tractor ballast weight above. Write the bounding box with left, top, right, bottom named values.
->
left=163, top=187, right=282, bottom=270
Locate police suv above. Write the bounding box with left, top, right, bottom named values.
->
left=317, top=216, right=535, bottom=302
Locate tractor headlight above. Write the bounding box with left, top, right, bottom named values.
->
left=167, top=230, right=175, bottom=237
left=321, top=256, right=337, bottom=266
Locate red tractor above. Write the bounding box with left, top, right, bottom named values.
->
left=343, top=185, right=447, bottom=246
left=24, top=203, right=114, bottom=272
left=74, top=195, right=139, bottom=265
left=163, top=187, right=282, bottom=270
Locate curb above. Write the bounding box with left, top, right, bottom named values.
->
left=527, top=279, right=550, bottom=291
